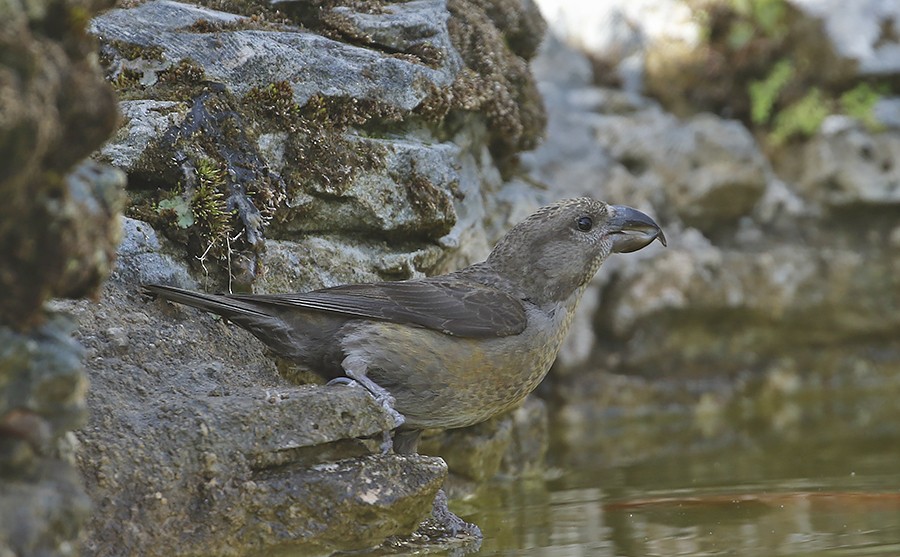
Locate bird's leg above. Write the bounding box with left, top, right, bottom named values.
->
left=431, top=489, right=483, bottom=540
left=338, top=355, right=406, bottom=453
left=392, top=429, right=422, bottom=455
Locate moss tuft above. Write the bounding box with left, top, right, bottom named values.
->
left=770, top=88, right=829, bottom=144
left=749, top=59, right=794, bottom=125
left=840, top=83, right=887, bottom=132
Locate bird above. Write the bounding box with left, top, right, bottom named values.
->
left=143, top=198, right=666, bottom=454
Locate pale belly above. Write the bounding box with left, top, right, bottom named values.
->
left=339, top=304, right=571, bottom=430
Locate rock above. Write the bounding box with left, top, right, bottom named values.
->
left=419, top=397, right=548, bottom=494
left=111, top=217, right=196, bottom=289
left=873, top=97, right=900, bottom=129
left=0, top=460, right=92, bottom=557
left=591, top=108, right=769, bottom=233
left=0, top=0, right=121, bottom=320
left=526, top=31, right=768, bottom=237
left=597, top=244, right=900, bottom=376
left=258, top=236, right=441, bottom=293
left=0, top=317, right=93, bottom=556
left=420, top=417, right=513, bottom=487
left=0, top=0, right=122, bottom=552
left=533, top=0, right=702, bottom=92
left=272, top=137, right=461, bottom=242
left=327, top=0, right=462, bottom=68
left=788, top=0, right=900, bottom=76
left=65, top=270, right=448, bottom=555
left=1, top=156, right=124, bottom=325
left=0, top=318, right=88, bottom=442
left=89, top=0, right=545, bottom=289
left=97, top=100, right=189, bottom=172
left=72, top=1, right=555, bottom=552
left=792, top=128, right=900, bottom=207
left=90, top=0, right=459, bottom=109
left=498, top=396, right=548, bottom=478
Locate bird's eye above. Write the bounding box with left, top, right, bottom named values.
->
left=576, top=216, right=593, bottom=232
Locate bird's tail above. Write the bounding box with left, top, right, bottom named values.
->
left=143, top=284, right=336, bottom=372
left=142, top=284, right=271, bottom=323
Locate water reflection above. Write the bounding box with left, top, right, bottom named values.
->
left=465, top=377, right=900, bottom=556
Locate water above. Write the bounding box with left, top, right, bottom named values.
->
left=461, top=375, right=900, bottom=556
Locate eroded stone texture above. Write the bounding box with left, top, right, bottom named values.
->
left=77, top=1, right=549, bottom=554
left=0, top=29, right=121, bottom=323
left=0, top=0, right=123, bottom=553
left=90, top=0, right=545, bottom=289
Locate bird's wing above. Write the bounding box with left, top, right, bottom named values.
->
left=229, top=279, right=527, bottom=338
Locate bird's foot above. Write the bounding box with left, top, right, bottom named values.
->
left=431, top=489, right=482, bottom=540
left=326, top=377, right=396, bottom=454
left=341, top=357, right=406, bottom=430
left=334, top=356, right=408, bottom=454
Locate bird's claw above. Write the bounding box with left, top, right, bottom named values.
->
left=431, top=489, right=483, bottom=540
left=333, top=357, right=407, bottom=453
left=326, top=377, right=357, bottom=387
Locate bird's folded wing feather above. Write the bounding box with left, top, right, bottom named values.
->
left=229, top=279, right=527, bottom=338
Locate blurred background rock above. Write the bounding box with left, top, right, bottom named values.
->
left=0, top=0, right=124, bottom=553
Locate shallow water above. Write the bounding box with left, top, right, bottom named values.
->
left=461, top=374, right=900, bottom=556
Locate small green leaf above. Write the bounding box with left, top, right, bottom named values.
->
left=771, top=88, right=830, bottom=145
left=749, top=59, right=794, bottom=125
left=727, top=21, right=756, bottom=50
left=158, top=197, right=195, bottom=228
left=840, top=83, right=885, bottom=131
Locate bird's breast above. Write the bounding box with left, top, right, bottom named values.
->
left=339, top=303, right=573, bottom=430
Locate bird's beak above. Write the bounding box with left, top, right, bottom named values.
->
left=608, top=205, right=667, bottom=253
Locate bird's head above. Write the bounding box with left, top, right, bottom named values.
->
left=485, top=198, right=666, bottom=305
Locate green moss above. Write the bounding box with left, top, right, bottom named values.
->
left=155, top=59, right=207, bottom=95
left=770, top=88, right=829, bottom=144
left=749, top=59, right=793, bottom=124
left=653, top=0, right=898, bottom=147
left=404, top=172, right=455, bottom=238
left=105, top=40, right=165, bottom=62
left=728, top=0, right=788, bottom=39
left=840, top=83, right=886, bottom=132
left=242, top=81, right=301, bottom=121
left=726, top=20, right=756, bottom=50
left=191, top=158, right=234, bottom=244
left=435, top=0, right=546, bottom=174
left=154, top=159, right=235, bottom=259
left=240, top=85, right=388, bottom=203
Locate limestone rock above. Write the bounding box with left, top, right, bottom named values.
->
left=592, top=108, right=769, bottom=233
left=788, top=0, right=900, bottom=76
left=90, top=0, right=459, bottom=109
left=793, top=128, right=900, bottom=207
left=0, top=0, right=122, bottom=553
left=598, top=244, right=900, bottom=376
left=68, top=239, right=446, bottom=554
left=98, top=100, right=189, bottom=172
left=90, top=0, right=545, bottom=289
